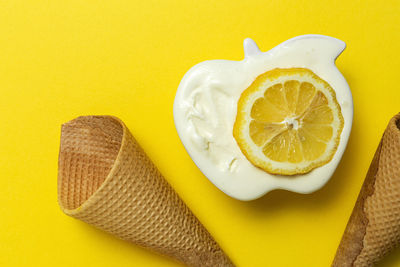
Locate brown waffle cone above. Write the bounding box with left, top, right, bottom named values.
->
left=332, top=113, right=400, bottom=267
left=57, top=115, right=234, bottom=267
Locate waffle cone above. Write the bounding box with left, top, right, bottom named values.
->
left=332, top=113, right=400, bottom=267
left=57, top=115, right=234, bottom=267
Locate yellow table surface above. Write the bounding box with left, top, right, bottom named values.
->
left=1, top=1, right=400, bottom=266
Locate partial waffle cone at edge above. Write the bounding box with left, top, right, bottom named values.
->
left=333, top=113, right=400, bottom=266
left=58, top=115, right=234, bottom=267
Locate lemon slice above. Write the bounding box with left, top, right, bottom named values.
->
left=233, top=68, right=344, bottom=175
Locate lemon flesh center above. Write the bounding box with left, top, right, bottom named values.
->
left=249, top=80, right=334, bottom=164
left=283, top=117, right=299, bottom=130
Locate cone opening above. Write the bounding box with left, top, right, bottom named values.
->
left=58, top=116, right=123, bottom=210
left=396, top=117, right=400, bottom=131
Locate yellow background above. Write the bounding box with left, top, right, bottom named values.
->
left=1, top=1, right=400, bottom=266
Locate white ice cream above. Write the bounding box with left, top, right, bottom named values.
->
left=173, top=35, right=353, bottom=201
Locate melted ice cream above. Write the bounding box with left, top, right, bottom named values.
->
left=173, top=35, right=353, bottom=200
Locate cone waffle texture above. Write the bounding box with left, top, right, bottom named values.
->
left=58, top=116, right=234, bottom=267
left=333, top=113, right=400, bottom=267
